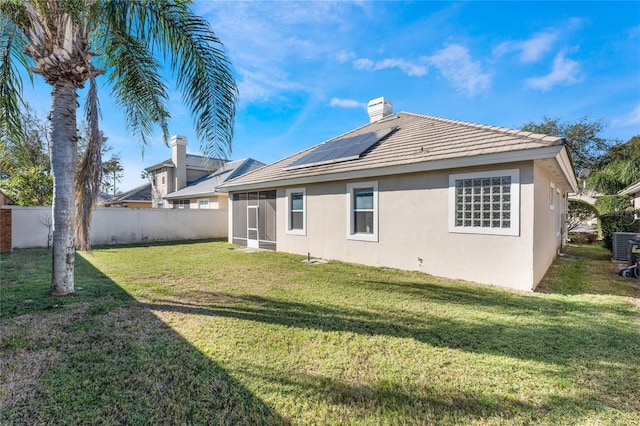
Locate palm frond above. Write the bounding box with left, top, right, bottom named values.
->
left=99, top=0, right=237, bottom=159
left=0, top=16, right=32, bottom=144
left=75, top=75, right=102, bottom=251
left=149, top=2, right=237, bottom=159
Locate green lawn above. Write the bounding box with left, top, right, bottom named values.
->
left=1, top=241, right=639, bottom=425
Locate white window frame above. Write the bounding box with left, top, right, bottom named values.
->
left=550, top=183, right=555, bottom=210
left=346, top=181, right=378, bottom=242
left=286, top=187, right=306, bottom=235
left=198, top=199, right=210, bottom=209
left=448, top=169, right=520, bottom=236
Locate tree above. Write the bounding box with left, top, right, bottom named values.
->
left=567, top=198, right=598, bottom=232
left=3, top=166, right=52, bottom=205
left=520, top=116, right=614, bottom=172
left=0, top=103, right=50, bottom=179
left=586, top=157, right=640, bottom=195
left=102, top=154, right=123, bottom=195
left=598, top=135, right=640, bottom=166
left=0, top=1, right=237, bottom=296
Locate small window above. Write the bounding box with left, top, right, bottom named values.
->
left=286, top=188, right=306, bottom=235
left=198, top=199, right=209, bottom=209
left=162, top=173, right=166, bottom=185
left=174, top=199, right=189, bottom=209
left=157, top=202, right=164, bottom=208
left=449, top=170, right=519, bottom=236
left=346, top=181, right=378, bottom=242
left=550, top=183, right=555, bottom=210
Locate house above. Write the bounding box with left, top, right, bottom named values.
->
left=218, top=97, right=578, bottom=291
left=101, top=183, right=153, bottom=208
left=163, top=158, right=265, bottom=210
left=619, top=180, right=640, bottom=208
left=143, top=135, right=264, bottom=209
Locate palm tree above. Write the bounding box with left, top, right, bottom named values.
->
left=586, top=158, right=640, bottom=195
left=0, top=1, right=237, bottom=296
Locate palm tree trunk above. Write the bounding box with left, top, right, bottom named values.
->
left=49, top=81, right=78, bottom=296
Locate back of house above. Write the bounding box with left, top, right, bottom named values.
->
left=219, top=97, right=578, bottom=291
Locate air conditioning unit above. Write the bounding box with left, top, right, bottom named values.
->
left=612, top=232, right=640, bottom=261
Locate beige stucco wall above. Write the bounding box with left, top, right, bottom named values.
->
left=532, top=162, right=566, bottom=286
left=274, top=162, right=535, bottom=290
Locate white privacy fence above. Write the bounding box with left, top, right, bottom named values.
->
left=3, top=206, right=228, bottom=249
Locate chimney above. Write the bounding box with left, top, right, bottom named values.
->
left=367, top=97, right=393, bottom=123
left=171, top=135, right=187, bottom=191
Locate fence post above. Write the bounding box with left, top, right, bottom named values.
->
left=0, top=208, right=12, bottom=253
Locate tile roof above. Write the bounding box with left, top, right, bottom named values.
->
left=219, top=112, right=567, bottom=190
left=103, top=183, right=152, bottom=205
left=145, top=154, right=222, bottom=172
left=163, top=158, right=265, bottom=200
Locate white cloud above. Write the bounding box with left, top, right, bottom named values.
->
left=329, top=98, right=365, bottom=108
left=494, top=31, right=558, bottom=63
left=525, top=51, right=581, bottom=91
left=353, top=58, right=374, bottom=70
left=613, top=104, right=640, bottom=127
left=424, top=44, right=492, bottom=95
left=336, top=50, right=355, bottom=63
left=352, top=57, right=427, bottom=77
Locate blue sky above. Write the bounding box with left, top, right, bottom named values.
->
left=21, top=1, right=640, bottom=191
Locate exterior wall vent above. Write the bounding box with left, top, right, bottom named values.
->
left=367, top=97, right=393, bottom=123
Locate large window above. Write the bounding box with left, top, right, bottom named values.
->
left=286, top=188, right=306, bottom=235
left=346, top=181, right=378, bottom=242
left=449, top=169, right=520, bottom=236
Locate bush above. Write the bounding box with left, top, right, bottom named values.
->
left=568, top=232, right=598, bottom=244
left=594, top=195, right=631, bottom=215
left=567, top=199, right=598, bottom=231
left=599, top=210, right=640, bottom=250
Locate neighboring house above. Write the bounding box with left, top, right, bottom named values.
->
left=102, top=183, right=153, bottom=208
left=163, top=158, right=265, bottom=210
left=219, top=97, right=578, bottom=292
left=144, top=135, right=264, bottom=209
left=96, top=191, right=115, bottom=207
left=619, top=179, right=640, bottom=208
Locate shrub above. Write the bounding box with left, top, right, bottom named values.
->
left=594, top=195, right=631, bottom=215
left=599, top=210, right=640, bottom=250
left=567, top=199, right=598, bottom=231
left=568, top=232, right=598, bottom=244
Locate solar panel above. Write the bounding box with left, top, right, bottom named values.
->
left=284, top=126, right=397, bottom=170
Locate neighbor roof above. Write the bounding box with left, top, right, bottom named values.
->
left=619, top=179, right=640, bottom=196
left=219, top=112, right=578, bottom=192
left=102, top=183, right=152, bottom=205
left=163, top=158, right=265, bottom=200
left=145, top=154, right=222, bottom=172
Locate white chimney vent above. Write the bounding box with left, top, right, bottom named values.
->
left=367, top=97, right=393, bottom=123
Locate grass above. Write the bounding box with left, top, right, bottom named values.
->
left=1, top=240, right=639, bottom=425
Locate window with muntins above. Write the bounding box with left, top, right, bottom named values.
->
left=347, top=181, right=378, bottom=241
left=286, top=188, right=306, bottom=235
left=449, top=169, right=520, bottom=236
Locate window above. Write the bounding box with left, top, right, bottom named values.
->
left=346, top=181, right=378, bottom=242
left=449, top=169, right=520, bottom=236
left=173, top=199, right=190, bottom=209
left=286, top=188, right=306, bottom=235
left=162, top=173, right=166, bottom=185
left=550, top=183, right=555, bottom=210
left=198, top=199, right=210, bottom=209
left=556, top=188, right=562, bottom=236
